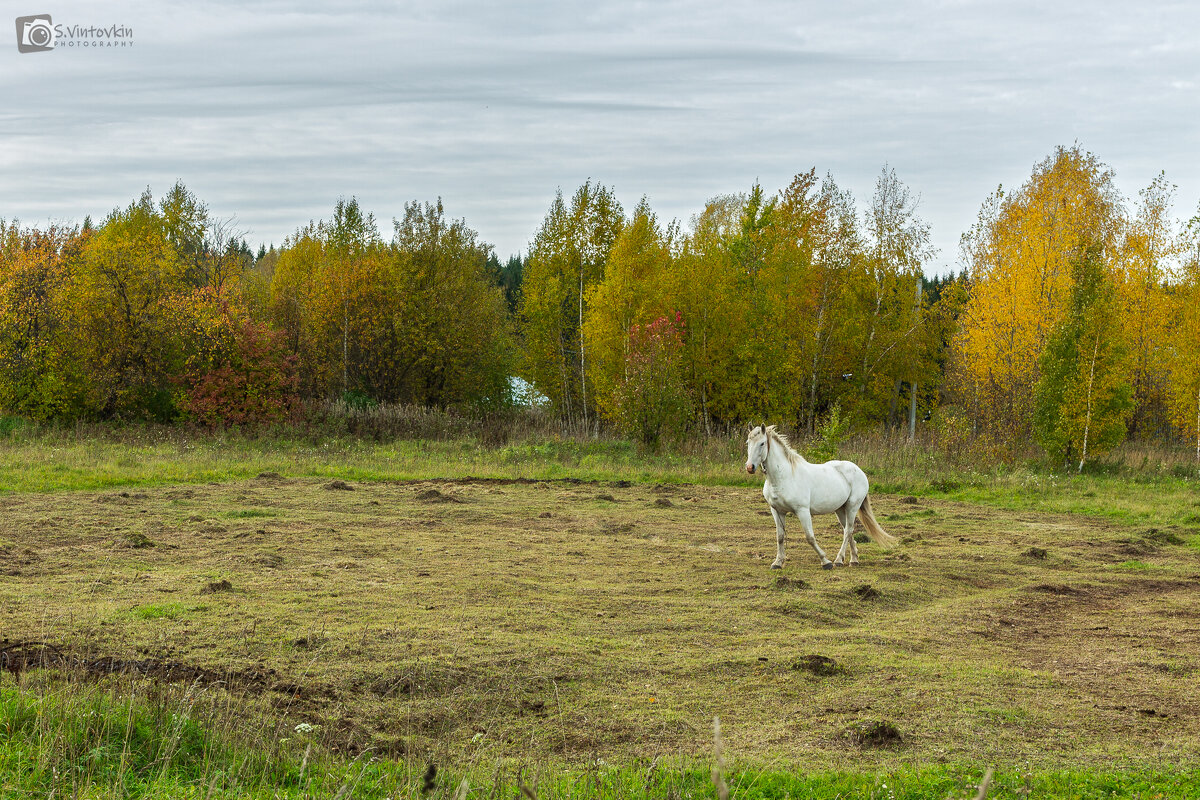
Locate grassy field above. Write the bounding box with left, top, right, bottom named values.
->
left=2, top=427, right=1200, bottom=797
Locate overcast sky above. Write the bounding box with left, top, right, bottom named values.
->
left=3, top=0, right=1198, bottom=274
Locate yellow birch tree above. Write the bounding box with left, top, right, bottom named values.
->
left=955, top=144, right=1125, bottom=441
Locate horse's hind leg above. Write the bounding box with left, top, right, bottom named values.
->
left=845, top=502, right=861, bottom=565
left=846, top=492, right=869, bottom=565
left=832, top=507, right=851, bottom=566
left=797, top=508, right=833, bottom=569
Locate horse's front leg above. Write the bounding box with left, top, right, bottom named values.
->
left=797, top=507, right=833, bottom=570
left=769, top=507, right=787, bottom=569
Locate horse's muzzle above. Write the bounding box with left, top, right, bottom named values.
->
left=746, top=464, right=755, bottom=474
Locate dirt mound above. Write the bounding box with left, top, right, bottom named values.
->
left=1029, top=583, right=1084, bottom=596
left=0, top=641, right=276, bottom=690
left=852, top=584, right=881, bottom=601
left=415, top=489, right=463, bottom=503
left=324, top=480, right=355, bottom=491
left=654, top=498, right=674, bottom=508
left=773, top=576, right=810, bottom=590
left=843, top=719, right=903, bottom=747
left=0, top=545, right=39, bottom=575
left=253, top=553, right=285, bottom=569
left=119, top=532, right=155, bottom=549
left=794, top=654, right=844, bottom=676
left=293, top=636, right=327, bottom=651
left=1142, top=527, right=1185, bottom=545
left=200, top=579, right=233, bottom=594
left=96, top=492, right=149, bottom=504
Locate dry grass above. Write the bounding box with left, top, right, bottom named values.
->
left=3, top=475, right=1199, bottom=774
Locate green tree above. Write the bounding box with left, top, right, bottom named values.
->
left=518, top=181, right=623, bottom=428
left=1033, top=245, right=1133, bottom=471
left=611, top=313, right=690, bottom=448
left=1114, top=173, right=1179, bottom=436
left=582, top=198, right=676, bottom=424
left=956, top=145, right=1125, bottom=444
left=672, top=194, right=745, bottom=432
left=0, top=221, right=89, bottom=420
left=270, top=198, right=512, bottom=408
left=844, top=166, right=934, bottom=424
left=72, top=190, right=192, bottom=420
left=386, top=200, right=513, bottom=408
left=1168, top=215, right=1200, bottom=460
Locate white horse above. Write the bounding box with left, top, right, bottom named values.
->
left=744, top=424, right=896, bottom=569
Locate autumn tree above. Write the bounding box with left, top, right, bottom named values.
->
left=671, top=194, right=745, bottom=432
left=582, top=198, right=676, bottom=424
left=1033, top=245, right=1132, bottom=470
left=270, top=198, right=512, bottom=408
left=70, top=190, right=195, bottom=420
left=1168, top=216, right=1200, bottom=460
left=955, top=144, right=1125, bottom=442
left=519, top=182, right=623, bottom=428
left=611, top=313, right=690, bottom=448
left=843, top=167, right=934, bottom=424
left=752, top=171, right=859, bottom=430
left=791, top=176, right=861, bottom=431
left=269, top=223, right=328, bottom=396
left=176, top=293, right=300, bottom=427
left=0, top=221, right=88, bottom=420
left=385, top=200, right=514, bottom=408
left=1114, top=173, right=1179, bottom=436
left=326, top=198, right=383, bottom=396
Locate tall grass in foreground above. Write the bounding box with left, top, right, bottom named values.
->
left=4, top=671, right=1200, bottom=799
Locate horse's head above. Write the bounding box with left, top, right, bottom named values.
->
left=745, top=423, right=769, bottom=474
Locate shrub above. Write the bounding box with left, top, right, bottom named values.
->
left=611, top=313, right=691, bottom=449
left=181, top=317, right=300, bottom=428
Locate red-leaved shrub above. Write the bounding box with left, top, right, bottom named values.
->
left=182, top=317, right=300, bottom=427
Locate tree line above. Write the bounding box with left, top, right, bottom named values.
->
left=2, top=143, right=1198, bottom=464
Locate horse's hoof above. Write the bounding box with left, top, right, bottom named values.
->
left=833, top=560, right=844, bottom=567
left=849, top=561, right=859, bottom=567
left=822, top=562, right=833, bottom=570
left=770, top=563, right=783, bottom=570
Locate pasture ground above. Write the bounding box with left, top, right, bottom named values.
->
left=4, top=463, right=1200, bottom=796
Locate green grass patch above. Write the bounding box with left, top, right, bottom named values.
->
left=3, top=677, right=1200, bottom=799
left=1, top=428, right=1197, bottom=533
left=1111, top=560, right=1154, bottom=571
left=126, top=603, right=203, bottom=621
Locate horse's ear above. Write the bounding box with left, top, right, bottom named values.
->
left=760, top=421, right=767, bottom=434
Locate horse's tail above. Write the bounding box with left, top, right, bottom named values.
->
left=858, top=495, right=898, bottom=548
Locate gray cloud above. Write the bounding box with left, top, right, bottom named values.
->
left=2, top=0, right=1197, bottom=272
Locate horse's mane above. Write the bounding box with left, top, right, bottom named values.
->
left=765, top=425, right=803, bottom=469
